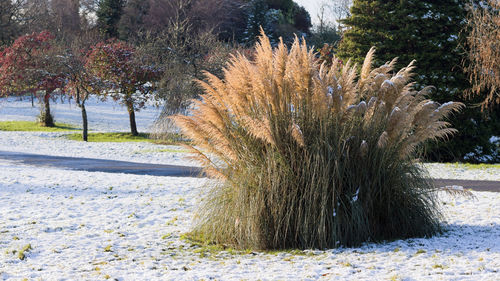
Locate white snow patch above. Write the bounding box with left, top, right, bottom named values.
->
left=352, top=187, right=360, bottom=203
left=382, top=79, right=395, bottom=87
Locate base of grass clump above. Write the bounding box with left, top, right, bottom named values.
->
left=180, top=232, right=251, bottom=258
left=0, top=121, right=78, bottom=132
left=150, top=132, right=192, bottom=145
left=194, top=145, right=443, bottom=250
left=64, top=132, right=152, bottom=142
left=181, top=231, right=322, bottom=258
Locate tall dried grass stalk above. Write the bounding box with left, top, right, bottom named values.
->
left=465, top=0, right=500, bottom=109
left=173, top=31, right=463, bottom=250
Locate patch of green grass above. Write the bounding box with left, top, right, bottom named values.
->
left=389, top=275, right=401, bottom=281
left=166, top=217, right=178, bottom=226
left=104, top=245, right=112, bottom=252
left=0, top=121, right=78, bottom=132
left=340, top=261, right=352, bottom=267
left=18, top=244, right=32, bottom=260
left=150, top=132, right=192, bottom=145
left=64, top=132, right=153, bottom=142
left=445, top=163, right=500, bottom=170
left=433, top=264, right=446, bottom=269
left=416, top=249, right=426, bottom=255
left=161, top=233, right=172, bottom=240
left=180, top=232, right=323, bottom=259
left=180, top=232, right=251, bottom=258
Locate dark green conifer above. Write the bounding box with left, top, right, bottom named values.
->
left=242, top=0, right=311, bottom=45
left=96, top=0, right=125, bottom=39
left=338, top=0, right=499, bottom=162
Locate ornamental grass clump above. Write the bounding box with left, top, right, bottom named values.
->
left=174, top=32, right=463, bottom=250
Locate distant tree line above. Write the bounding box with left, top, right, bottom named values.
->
left=334, top=0, right=499, bottom=163
left=1, top=0, right=498, bottom=162
left=0, top=0, right=320, bottom=140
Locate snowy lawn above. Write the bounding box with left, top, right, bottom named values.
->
left=1, top=97, right=500, bottom=280
left=0, top=163, right=499, bottom=280
left=0, top=97, right=195, bottom=167
left=0, top=96, right=161, bottom=132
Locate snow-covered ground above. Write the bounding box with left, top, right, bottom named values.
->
left=1, top=97, right=500, bottom=280
left=0, top=131, right=198, bottom=167
left=425, top=163, right=500, bottom=181
left=0, top=163, right=499, bottom=280
left=0, top=96, right=162, bottom=132
left=0, top=96, right=198, bottom=167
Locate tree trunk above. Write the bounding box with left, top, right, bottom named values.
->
left=41, top=92, right=55, bottom=127
left=81, top=103, right=88, bottom=141
left=126, top=101, right=138, bottom=136
left=31, top=92, right=35, bottom=107
left=76, top=88, right=88, bottom=141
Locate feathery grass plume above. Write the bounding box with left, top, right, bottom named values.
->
left=173, top=31, right=463, bottom=250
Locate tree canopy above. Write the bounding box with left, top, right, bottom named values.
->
left=86, top=40, right=162, bottom=135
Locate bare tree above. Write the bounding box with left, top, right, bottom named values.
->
left=316, top=2, right=334, bottom=31
left=19, top=0, right=53, bottom=32
left=51, top=0, right=81, bottom=36
left=60, top=30, right=101, bottom=141
left=321, top=0, right=352, bottom=28
left=464, top=0, right=500, bottom=109
left=0, top=0, right=23, bottom=45
left=138, top=0, right=242, bottom=138
left=79, top=0, right=100, bottom=28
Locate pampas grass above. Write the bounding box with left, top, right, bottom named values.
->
left=174, top=31, right=464, bottom=250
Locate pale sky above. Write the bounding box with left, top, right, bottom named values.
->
left=294, top=0, right=324, bottom=25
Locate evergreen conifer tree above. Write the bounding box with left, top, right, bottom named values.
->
left=243, top=0, right=279, bottom=44
left=96, top=0, right=125, bottom=39
left=242, top=0, right=311, bottom=45
left=337, top=0, right=499, bottom=162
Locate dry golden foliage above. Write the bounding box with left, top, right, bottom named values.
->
left=465, top=0, right=500, bottom=109
left=174, top=33, right=463, bottom=179
left=440, top=186, right=476, bottom=200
